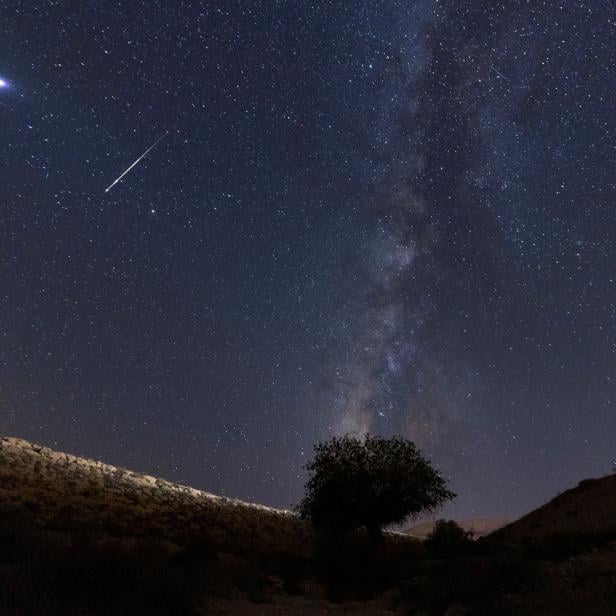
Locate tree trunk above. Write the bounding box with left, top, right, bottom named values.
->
left=366, top=522, right=384, bottom=544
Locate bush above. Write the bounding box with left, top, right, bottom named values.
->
left=424, top=519, right=473, bottom=557
left=297, top=434, right=455, bottom=541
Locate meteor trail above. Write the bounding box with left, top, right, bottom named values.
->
left=490, top=64, right=511, bottom=82
left=104, top=132, right=167, bottom=193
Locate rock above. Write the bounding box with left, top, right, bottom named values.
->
left=262, top=574, right=285, bottom=594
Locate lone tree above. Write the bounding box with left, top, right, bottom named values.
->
left=297, top=434, right=455, bottom=541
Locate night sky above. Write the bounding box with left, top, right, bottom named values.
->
left=1, top=1, right=615, bottom=520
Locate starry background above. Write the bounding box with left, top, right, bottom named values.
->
left=1, top=1, right=615, bottom=519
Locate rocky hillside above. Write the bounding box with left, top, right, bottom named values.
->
left=494, top=473, right=616, bottom=543
left=0, top=436, right=312, bottom=556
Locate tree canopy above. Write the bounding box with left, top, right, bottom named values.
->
left=297, top=434, right=455, bottom=539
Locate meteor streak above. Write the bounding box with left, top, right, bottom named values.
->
left=490, top=64, right=511, bottom=82
left=105, top=132, right=167, bottom=193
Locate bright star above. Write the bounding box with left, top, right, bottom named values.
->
left=0, top=79, right=7, bottom=88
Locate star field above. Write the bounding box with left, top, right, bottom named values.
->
left=1, top=1, right=615, bottom=518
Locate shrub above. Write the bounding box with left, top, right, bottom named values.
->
left=424, top=519, right=473, bottom=557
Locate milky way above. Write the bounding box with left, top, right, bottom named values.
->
left=1, top=1, right=615, bottom=518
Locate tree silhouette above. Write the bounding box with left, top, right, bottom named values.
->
left=297, top=434, right=455, bottom=541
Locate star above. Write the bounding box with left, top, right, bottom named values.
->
left=0, top=0, right=613, bottom=523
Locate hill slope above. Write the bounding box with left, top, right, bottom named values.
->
left=0, top=436, right=311, bottom=555
left=494, top=474, right=616, bottom=543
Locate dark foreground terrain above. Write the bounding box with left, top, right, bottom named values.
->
left=1, top=437, right=616, bottom=615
